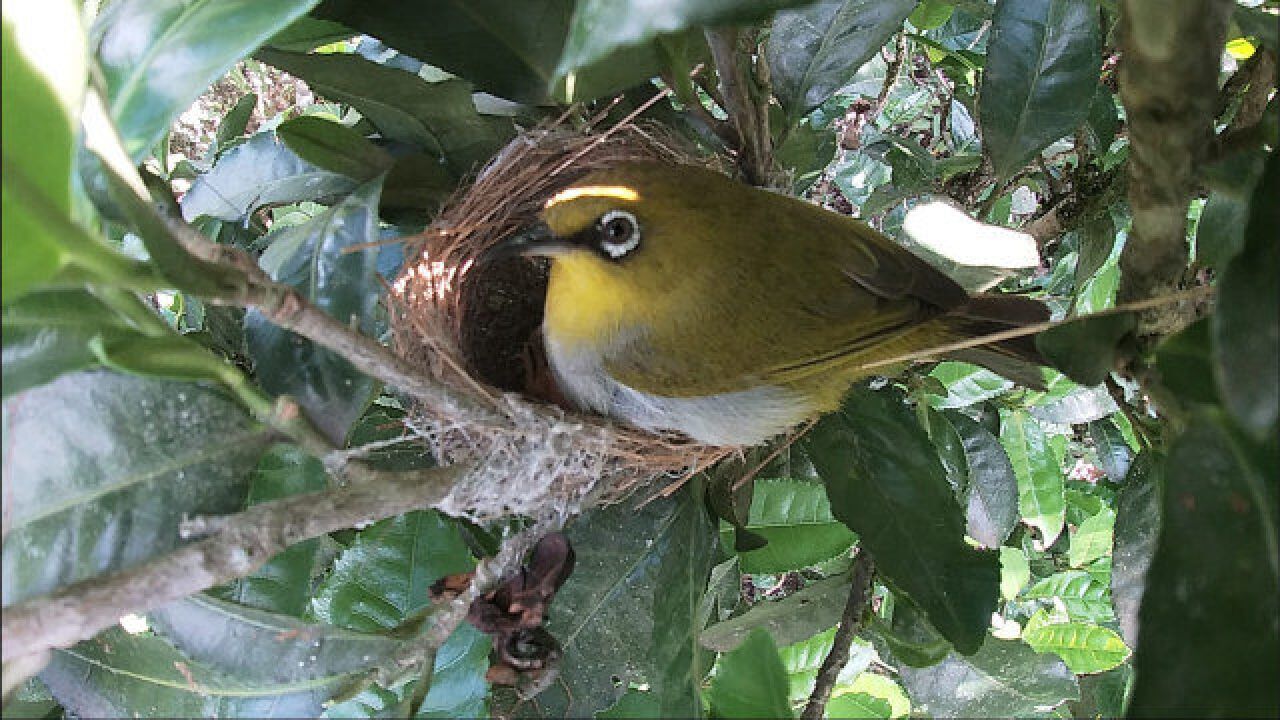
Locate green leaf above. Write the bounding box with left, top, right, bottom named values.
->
left=1, top=289, right=145, bottom=397
left=559, top=0, right=788, bottom=88
left=256, top=48, right=513, bottom=175
left=532, top=489, right=716, bottom=718
left=1, top=2, right=83, bottom=301
left=1023, top=621, right=1129, bottom=675
left=213, top=445, right=329, bottom=616
left=768, top=0, right=917, bottom=121
left=724, top=478, right=858, bottom=573
left=42, top=626, right=353, bottom=717
left=1000, top=409, right=1065, bottom=548
left=909, top=0, right=955, bottom=31
left=415, top=623, right=491, bottom=719
left=836, top=673, right=910, bottom=718
left=92, top=0, right=319, bottom=161
left=1110, top=452, right=1161, bottom=646
left=311, top=510, right=474, bottom=631
left=708, top=628, right=794, bottom=719
left=777, top=628, right=854, bottom=704
left=1, top=677, right=60, bottom=719
left=1034, top=312, right=1134, bottom=387
left=215, top=92, right=258, bottom=149
left=774, top=119, right=838, bottom=193
left=1075, top=212, right=1117, bottom=290
left=313, top=0, right=668, bottom=104
left=267, top=15, right=355, bottom=52
left=1067, top=507, right=1114, bottom=568
left=1212, top=152, right=1279, bottom=436
left=276, top=115, right=393, bottom=180
left=999, top=546, right=1030, bottom=600
left=2, top=371, right=267, bottom=605
left=700, top=572, right=854, bottom=653
left=825, top=691, right=892, bottom=719
left=1022, top=570, right=1114, bottom=624
left=804, top=386, right=998, bottom=654
left=1155, top=318, right=1220, bottom=405
left=1083, top=83, right=1118, bottom=154
left=1087, top=418, right=1131, bottom=482
left=897, top=638, right=1078, bottom=717
left=149, top=594, right=397, bottom=697
left=1129, top=412, right=1278, bottom=717
left=869, top=598, right=951, bottom=668
left=181, top=131, right=357, bottom=222
left=947, top=411, right=1020, bottom=547
left=925, top=361, right=1014, bottom=409
left=979, top=0, right=1101, bottom=177
left=245, top=177, right=385, bottom=444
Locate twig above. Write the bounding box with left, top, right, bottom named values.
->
left=801, top=551, right=876, bottom=720
left=1116, top=0, right=1234, bottom=339
left=705, top=27, right=773, bottom=186
left=1, top=464, right=468, bottom=666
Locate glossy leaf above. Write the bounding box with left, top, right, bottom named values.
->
left=276, top=114, right=393, bottom=180
left=925, top=362, right=1013, bottom=409
left=725, top=478, right=858, bottom=573
left=1067, top=507, right=1114, bottom=568
left=414, top=624, right=491, bottom=719
left=835, top=673, right=910, bottom=718
left=213, top=445, right=328, bottom=616
left=1023, top=620, right=1129, bottom=675
left=181, top=131, right=357, bottom=222
left=1, top=289, right=144, bottom=397
left=1087, top=418, right=1131, bottom=482
left=1035, top=312, right=1134, bottom=387
left=1212, top=152, right=1279, bottom=436
left=825, top=692, right=892, bottom=719
left=768, top=0, right=917, bottom=120
left=149, top=594, right=397, bottom=701
left=1129, top=412, right=1278, bottom=717
left=1022, top=570, right=1114, bottom=624
left=700, top=572, right=854, bottom=653
left=707, top=628, right=794, bottom=719
left=777, top=628, right=843, bottom=703
left=1074, top=211, right=1117, bottom=288
left=215, top=92, right=258, bottom=149
left=898, top=638, right=1078, bottom=717
left=313, top=0, right=667, bottom=104
left=1, top=1, right=82, bottom=301
left=947, top=411, right=1020, bottom=547
left=256, top=48, right=514, bottom=175
left=92, top=0, right=318, bottom=161
left=869, top=598, right=951, bottom=668
left=999, top=546, right=1030, bottom=601
left=804, top=386, right=998, bottom=654
left=2, top=371, right=267, bottom=605
left=979, top=0, right=1100, bottom=177
left=311, top=510, right=473, bottom=632
left=1155, top=318, right=1221, bottom=406
left=1000, top=410, right=1065, bottom=548
left=244, top=177, right=384, bottom=444
left=1110, top=452, right=1161, bottom=646
left=533, top=489, right=716, bottom=718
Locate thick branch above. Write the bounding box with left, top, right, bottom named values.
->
left=801, top=551, right=876, bottom=720
left=1116, top=0, right=1233, bottom=337
left=1, top=464, right=466, bottom=664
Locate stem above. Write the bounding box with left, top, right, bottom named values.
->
left=801, top=551, right=876, bottom=720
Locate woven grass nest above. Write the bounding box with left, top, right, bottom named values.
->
left=388, top=121, right=737, bottom=523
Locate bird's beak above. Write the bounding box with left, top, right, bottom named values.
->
left=483, top=221, right=575, bottom=263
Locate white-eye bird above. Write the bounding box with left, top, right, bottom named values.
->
left=494, top=162, right=1046, bottom=446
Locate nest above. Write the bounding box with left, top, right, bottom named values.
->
left=388, top=122, right=734, bottom=523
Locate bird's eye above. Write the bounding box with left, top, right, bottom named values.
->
left=597, top=210, right=641, bottom=259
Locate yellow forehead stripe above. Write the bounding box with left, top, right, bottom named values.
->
left=545, top=185, right=639, bottom=208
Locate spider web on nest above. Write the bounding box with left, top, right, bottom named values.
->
left=384, top=122, right=734, bottom=524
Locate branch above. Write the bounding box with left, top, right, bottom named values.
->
left=0, top=464, right=467, bottom=665
left=705, top=27, right=774, bottom=186
left=1116, top=0, right=1234, bottom=338
left=801, top=551, right=876, bottom=720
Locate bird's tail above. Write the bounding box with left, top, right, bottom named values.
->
left=943, top=294, right=1050, bottom=389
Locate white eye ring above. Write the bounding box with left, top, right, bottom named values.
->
left=599, top=210, right=641, bottom=259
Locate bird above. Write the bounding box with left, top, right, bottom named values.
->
left=491, top=161, right=1047, bottom=446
